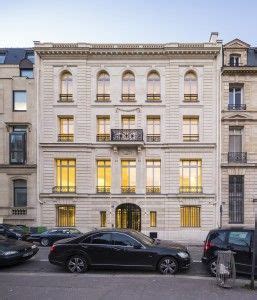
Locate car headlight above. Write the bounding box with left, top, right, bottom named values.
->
left=177, top=251, right=189, bottom=259
left=2, top=250, right=19, bottom=256
left=31, top=244, right=37, bottom=249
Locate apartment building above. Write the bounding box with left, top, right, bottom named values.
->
left=35, top=33, right=222, bottom=242
left=221, top=39, right=257, bottom=226
left=0, top=48, right=37, bottom=225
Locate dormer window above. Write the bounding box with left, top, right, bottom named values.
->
left=26, top=52, right=34, bottom=63
left=229, top=54, right=241, bottom=66
left=0, top=53, right=6, bottom=64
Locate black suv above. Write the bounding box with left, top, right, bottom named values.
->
left=202, top=228, right=257, bottom=276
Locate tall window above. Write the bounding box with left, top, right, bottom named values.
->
left=13, top=91, right=27, bottom=111
left=146, top=160, right=161, bottom=193
left=184, top=71, right=198, bottom=102
left=228, top=127, right=246, bottom=163
left=58, top=116, right=74, bottom=142
left=60, top=71, right=73, bottom=102
left=181, top=206, right=200, bottom=227
left=228, top=86, right=244, bottom=110
left=54, top=159, right=76, bottom=193
left=10, top=126, right=27, bottom=164
left=183, top=116, right=199, bottom=141
left=229, top=54, right=240, bottom=66
left=13, top=179, right=27, bottom=207
left=147, top=71, right=160, bottom=101
left=147, top=116, right=160, bottom=142
left=122, top=71, right=135, bottom=101
left=97, top=160, right=111, bottom=193
left=229, top=175, right=244, bottom=224
left=121, top=160, right=136, bottom=193
left=97, top=71, right=110, bottom=101
left=100, top=211, right=107, bottom=227
left=57, top=206, right=75, bottom=227
left=97, top=116, right=110, bottom=141
left=180, top=160, right=202, bottom=193
left=150, top=211, right=157, bottom=227
left=122, top=115, right=135, bottom=129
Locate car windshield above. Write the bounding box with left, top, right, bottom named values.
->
left=5, top=225, right=23, bottom=234
left=130, top=231, right=154, bottom=246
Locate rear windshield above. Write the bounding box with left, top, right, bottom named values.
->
left=209, top=231, right=227, bottom=246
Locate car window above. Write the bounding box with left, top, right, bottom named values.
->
left=69, top=229, right=80, bottom=234
left=112, top=233, right=138, bottom=247
left=91, top=233, right=111, bottom=245
left=209, top=231, right=227, bottom=246
left=228, top=231, right=251, bottom=247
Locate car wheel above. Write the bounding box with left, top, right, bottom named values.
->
left=66, top=255, right=88, bottom=273
left=208, top=258, right=217, bottom=277
left=41, top=238, right=50, bottom=247
left=158, top=256, right=178, bottom=275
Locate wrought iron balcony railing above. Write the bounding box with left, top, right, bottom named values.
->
left=179, top=186, right=203, bottom=193
left=52, top=186, right=76, bottom=193
left=11, top=208, right=27, bottom=215
left=121, top=94, right=136, bottom=102
left=228, top=104, right=246, bottom=110
left=121, top=186, right=136, bottom=194
left=58, top=134, right=74, bottom=142
left=184, top=94, right=198, bottom=102
left=96, top=94, right=110, bottom=102
left=226, top=62, right=244, bottom=67
left=111, top=129, right=143, bottom=142
left=59, top=94, right=73, bottom=102
left=146, top=134, right=161, bottom=142
left=96, top=134, right=110, bottom=142
left=96, top=186, right=111, bottom=193
left=183, top=134, right=199, bottom=142
left=146, top=94, right=161, bottom=101
left=146, top=186, right=161, bottom=194
left=228, top=152, right=247, bottom=163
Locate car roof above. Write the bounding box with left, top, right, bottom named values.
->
left=84, top=228, right=139, bottom=235
left=209, top=227, right=254, bottom=233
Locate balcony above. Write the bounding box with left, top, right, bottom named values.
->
left=146, top=94, right=161, bottom=102
left=52, top=186, right=76, bottom=193
left=58, top=134, right=74, bottom=142
left=96, top=134, right=110, bottom=142
left=11, top=207, right=27, bottom=215
left=111, top=129, right=143, bottom=142
left=147, top=134, right=161, bottom=142
left=58, top=94, right=73, bottom=102
left=121, top=94, right=136, bottom=102
left=228, top=104, right=246, bottom=111
left=183, top=134, right=199, bottom=142
left=179, top=186, right=202, bottom=194
left=184, top=94, right=198, bottom=102
left=228, top=152, right=247, bottom=163
left=121, top=186, right=136, bottom=194
left=96, top=94, right=110, bottom=102
left=96, top=186, right=110, bottom=194
left=146, top=186, right=161, bottom=194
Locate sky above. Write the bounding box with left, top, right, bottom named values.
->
left=1, top=0, right=257, bottom=47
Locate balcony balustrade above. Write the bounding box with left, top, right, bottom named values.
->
left=184, top=94, right=198, bottom=102
left=146, top=94, right=161, bottom=101
left=228, top=152, right=247, bottom=163
left=52, top=186, right=76, bottom=193
left=96, top=94, right=110, bottom=102
left=146, top=186, right=161, bottom=194
left=121, top=186, right=136, bottom=194
left=58, top=94, right=73, bottom=102
left=121, top=94, right=135, bottom=102
left=11, top=207, right=27, bottom=215
left=228, top=104, right=246, bottom=110
left=96, top=186, right=111, bottom=193
left=183, top=134, right=199, bottom=142
left=58, top=134, right=74, bottom=142
left=111, top=129, right=143, bottom=142
left=96, top=134, right=110, bottom=142
left=179, top=186, right=202, bottom=193
left=146, top=134, right=161, bottom=142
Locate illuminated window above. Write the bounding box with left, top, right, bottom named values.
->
left=57, top=206, right=75, bottom=227
left=97, top=71, right=110, bottom=101
left=121, top=160, right=136, bottom=193
left=183, top=116, right=199, bottom=141
left=122, top=71, right=135, bottom=101
left=100, top=211, right=107, bottom=227
left=147, top=71, right=160, bottom=101
left=97, top=160, right=111, bottom=193
left=60, top=71, right=73, bottom=102
left=150, top=211, right=157, bottom=227
left=13, top=91, right=27, bottom=111
left=58, top=116, right=74, bottom=142
left=97, top=116, right=110, bottom=141
left=181, top=206, right=200, bottom=227
left=147, top=116, right=160, bottom=142
left=146, top=160, right=161, bottom=193
left=54, top=159, right=76, bottom=193
left=122, top=115, right=135, bottom=129
left=184, top=71, right=198, bottom=102
left=179, top=160, right=202, bottom=193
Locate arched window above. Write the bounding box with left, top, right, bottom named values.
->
left=122, top=71, right=135, bottom=101
left=184, top=71, right=198, bottom=102
left=60, top=71, right=73, bottom=102
left=13, top=179, right=27, bottom=207
left=147, top=71, right=160, bottom=101
left=97, top=71, right=110, bottom=101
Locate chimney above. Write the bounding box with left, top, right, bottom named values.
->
left=209, top=32, right=219, bottom=43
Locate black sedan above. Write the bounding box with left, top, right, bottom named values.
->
left=48, top=229, right=191, bottom=274
left=0, top=235, right=38, bottom=266
left=0, top=224, right=30, bottom=241
left=27, top=227, right=82, bottom=246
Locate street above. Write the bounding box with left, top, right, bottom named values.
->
left=0, top=246, right=256, bottom=299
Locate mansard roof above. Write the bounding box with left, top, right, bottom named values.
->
left=0, top=48, right=34, bottom=65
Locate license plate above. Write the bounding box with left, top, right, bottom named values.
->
left=23, top=251, right=33, bottom=257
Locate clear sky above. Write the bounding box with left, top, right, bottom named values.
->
left=1, top=0, right=257, bottom=47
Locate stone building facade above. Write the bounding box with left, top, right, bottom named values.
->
left=0, top=48, right=37, bottom=225
left=35, top=34, right=222, bottom=242
left=221, top=39, right=257, bottom=226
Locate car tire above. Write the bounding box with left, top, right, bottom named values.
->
left=208, top=258, right=217, bottom=277
left=41, top=238, right=50, bottom=247
left=158, top=256, right=178, bottom=275
left=66, top=255, right=88, bottom=273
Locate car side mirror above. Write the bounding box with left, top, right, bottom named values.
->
left=134, top=243, right=142, bottom=249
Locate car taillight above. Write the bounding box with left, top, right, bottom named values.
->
left=50, top=245, right=56, bottom=252
left=204, top=241, right=212, bottom=252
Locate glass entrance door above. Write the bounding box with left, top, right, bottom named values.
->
left=116, top=203, right=141, bottom=231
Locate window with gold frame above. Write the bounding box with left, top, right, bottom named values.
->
left=97, top=160, right=111, bottom=193
left=183, top=116, right=199, bottom=142
left=146, top=160, right=161, bottom=193
left=60, top=71, right=73, bottom=102
left=100, top=211, right=107, bottom=227
left=180, top=206, right=200, bottom=227
left=58, top=116, right=74, bottom=142
left=97, top=116, right=110, bottom=141
left=179, top=160, right=202, bottom=193
left=121, top=115, right=135, bottom=129
left=57, top=205, right=75, bottom=227
left=122, top=71, right=135, bottom=101
left=184, top=71, right=198, bottom=102
left=150, top=211, right=157, bottom=227
left=55, top=159, right=76, bottom=193
left=97, top=71, right=110, bottom=101
left=121, top=160, right=136, bottom=193
left=147, top=71, right=161, bottom=101
left=147, top=116, right=160, bottom=142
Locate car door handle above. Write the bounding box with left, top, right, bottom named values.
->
left=113, top=247, right=123, bottom=251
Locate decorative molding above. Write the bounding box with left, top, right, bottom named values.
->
left=115, top=107, right=141, bottom=113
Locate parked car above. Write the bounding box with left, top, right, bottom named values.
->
left=202, top=227, right=257, bottom=276
left=0, top=224, right=30, bottom=241
left=27, top=227, right=82, bottom=246
left=0, top=235, right=38, bottom=266
left=48, top=229, right=191, bottom=274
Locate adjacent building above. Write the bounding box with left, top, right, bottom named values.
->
left=0, top=48, right=37, bottom=225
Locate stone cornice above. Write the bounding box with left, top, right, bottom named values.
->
left=222, top=66, right=257, bottom=75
